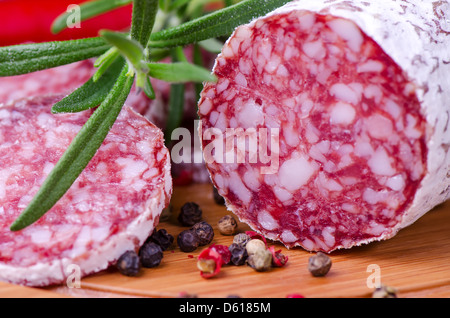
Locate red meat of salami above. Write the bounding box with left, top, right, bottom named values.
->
left=198, top=0, right=450, bottom=252
left=0, top=95, right=172, bottom=286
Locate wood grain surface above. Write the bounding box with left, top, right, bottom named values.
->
left=1, top=183, right=449, bottom=298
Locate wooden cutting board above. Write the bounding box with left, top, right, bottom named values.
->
left=1, top=183, right=449, bottom=298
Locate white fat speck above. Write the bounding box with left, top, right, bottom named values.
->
left=364, top=84, right=383, bottom=103
left=229, top=171, right=252, bottom=204
left=354, top=138, right=374, bottom=157
left=386, top=174, right=405, bottom=191
left=281, top=230, right=298, bottom=243
left=322, top=226, right=336, bottom=248
left=330, top=83, right=360, bottom=105
left=29, top=228, right=52, bottom=244
left=368, top=146, right=396, bottom=176
left=404, top=114, right=422, bottom=139
left=327, top=18, right=363, bottom=52
left=305, top=122, right=320, bottom=143
left=243, top=169, right=261, bottom=191
left=366, top=114, right=394, bottom=139
left=279, top=155, right=317, bottom=191
left=341, top=203, right=358, bottom=213
left=265, top=54, right=281, bottom=74
left=302, top=40, right=326, bottom=60
left=237, top=100, right=264, bottom=129
left=363, top=188, right=388, bottom=204
left=91, top=226, right=110, bottom=242
left=299, top=12, right=316, bottom=30
left=257, top=210, right=278, bottom=230
left=330, top=102, right=356, bottom=125
left=273, top=185, right=293, bottom=202
left=302, top=238, right=315, bottom=250
left=357, top=60, right=384, bottom=73
left=199, top=99, right=213, bottom=117
left=116, top=158, right=149, bottom=180
left=235, top=72, right=248, bottom=88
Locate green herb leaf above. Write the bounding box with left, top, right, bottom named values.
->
left=0, top=37, right=110, bottom=77
left=10, top=64, right=134, bottom=231
left=147, top=61, right=216, bottom=83
left=52, top=57, right=125, bottom=113
left=93, top=48, right=121, bottom=82
left=51, top=0, right=132, bottom=34
left=149, top=0, right=291, bottom=48
left=131, top=0, right=159, bottom=47
left=100, top=30, right=145, bottom=73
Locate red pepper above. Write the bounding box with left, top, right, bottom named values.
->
left=197, top=246, right=223, bottom=279
left=0, top=0, right=132, bottom=46
left=268, top=246, right=288, bottom=267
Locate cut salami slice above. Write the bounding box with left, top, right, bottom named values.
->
left=198, top=0, right=450, bottom=252
left=0, top=95, right=172, bottom=286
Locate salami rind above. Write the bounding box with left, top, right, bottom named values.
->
left=0, top=95, right=172, bottom=286
left=198, top=0, right=450, bottom=252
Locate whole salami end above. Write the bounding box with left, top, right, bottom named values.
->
left=198, top=0, right=450, bottom=252
left=0, top=95, right=172, bottom=286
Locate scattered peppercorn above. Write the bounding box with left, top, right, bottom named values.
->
left=228, top=243, right=248, bottom=266
left=116, top=250, right=141, bottom=276
left=177, top=229, right=199, bottom=252
left=148, top=228, right=174, bottom=251
left=212, top=186, right=225, bottom=205
left=233, top=233, right=251, bottom=247
left=192, top=221, right=214, bottom=246
left=178, top=202, right=203, bottom=227
left=308, top=252, right=332, bottom=277
left=139, top=242, right=163, bottom=268
left=245, top=239, right=266, bottom=255
left=247, top=248, right=272, bottom=272
left=217, top=215, right=238, bottom=236
left=372, top=284, right=397, bottom=298
left=268, top=246, right=288, bottom=267
left=197, top=246, right=223, bottom=278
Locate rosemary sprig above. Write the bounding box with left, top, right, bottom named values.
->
left=5, top=0, right=288, bottom=231
left=0, top=37, right=110, bottom=76
left=148, top=0, right=291, bottom=48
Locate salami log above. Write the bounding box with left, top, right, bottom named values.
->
left=0, top=95, right=172, bottom=286
left=198, top=0, right=450, bottom=252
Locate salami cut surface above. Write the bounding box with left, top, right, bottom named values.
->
left=198, top=0, right=450, bottom=252
left=0, top=95, right=172, bottom=286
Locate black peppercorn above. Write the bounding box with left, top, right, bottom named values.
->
left=116, top=250, right=141, bottom=276
left=178, top=202, right=202, bottom=226
left=148, top=228, right=174, bottom=251
left=308, top=252, right=332, bottom=277
left=212, top=186, right=225, bottom=205
left=228, top=243, right=248, bottom=266
left=177, top=229, right=200, bottom=252
left=139, top=242, right=163, bottom=268
left=192, top=221, right=214, bottom=246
